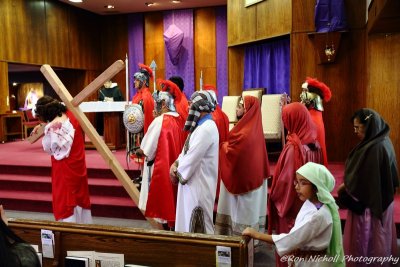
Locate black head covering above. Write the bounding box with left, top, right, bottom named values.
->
left=344, top=108, right=399, bottom=219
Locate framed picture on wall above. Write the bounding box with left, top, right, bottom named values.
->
left=245, top=0, right=265, bottom=7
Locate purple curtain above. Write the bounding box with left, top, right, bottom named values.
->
left=216, top=6, right=228, bottom=104
left=243, top=37, right=290, bottom=94
left=128, top=13, right=144, bottom=100
left=163, top=9, right=194, bottom=99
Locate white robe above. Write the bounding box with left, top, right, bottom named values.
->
left=215, top=180, right=268, bottom=236
left=272, top=200, right=333, bottom=267
left=175, top=119, right=219, bottom=234
left=138, top=112, right=178, bottom=216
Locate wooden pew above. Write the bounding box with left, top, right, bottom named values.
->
left=9, top=218, right=253, bottom=267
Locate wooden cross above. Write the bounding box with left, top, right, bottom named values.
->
left=40, top=60, right=162, bottom=230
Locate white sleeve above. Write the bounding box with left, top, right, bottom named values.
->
left=176, top=123, right=213, bottom=184
left=140, top=115, right=163, bottom=161
left=272, top=211, right=332, bottom=256
left=42, top=119, right=75, bottom=161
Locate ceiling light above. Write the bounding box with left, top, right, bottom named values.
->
left=104, top=5, right=115, bottom=9
left=69, top=0, right=83, bottom=3
left=145, top=2, right=155, bottom=7
left=172, top=0, right=181, bottom=3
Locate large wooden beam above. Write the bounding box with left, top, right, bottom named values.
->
left=40, top=62, right=162, bottom=230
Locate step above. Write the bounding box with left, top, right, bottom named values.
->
left=0, top=190, right=143, bottom=220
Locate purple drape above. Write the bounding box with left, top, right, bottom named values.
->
left=315, top=0, right=347, bottom=32
left=216, top=6, right=228, bottom=104
left=243, top=37, right=290, bottom=95
left=128, top=13, right=144, bottom=100
left=163, top=9, right=194, bottom=99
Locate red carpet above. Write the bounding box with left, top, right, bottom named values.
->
left=0, top=139, right=143, bottom=220
left=1, top=140, right=399, bottom=231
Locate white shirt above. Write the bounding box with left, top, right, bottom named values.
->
left=272, top=200, right=333, bottom=266
left=42, top=118, right=75, bottom=160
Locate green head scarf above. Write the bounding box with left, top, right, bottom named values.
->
left=296, top=162, right=344, bottom=267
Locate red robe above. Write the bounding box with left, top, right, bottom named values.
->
left=131, top=87, right=154, bottom=134
left=219, top=96, right=270, bottom=195
left=51, top=111, right=91, bottom=220
left=212, top=106, right=230, bottom=199
left=144, top=114, right=186, bottom=227
left=267, top=103, right=322, bottom=267
left=309, top=109, right=328, bottom=166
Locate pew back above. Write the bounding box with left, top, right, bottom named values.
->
left=9, top=219, right=253, bottom=267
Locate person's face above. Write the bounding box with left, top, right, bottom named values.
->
left=134, top=79, right=142, bottom=89
left=353, top=117, right=366, bottom=140
left=294, top=173, right=315, bottom=202
left=104, top=81, right=112, bottom=88
left=236, top=102, right=245, bottom=120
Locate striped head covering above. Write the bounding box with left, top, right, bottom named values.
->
left=184, top=90, right=216, bottom=132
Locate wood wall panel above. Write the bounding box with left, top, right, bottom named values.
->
left=290, top=30, right=366, bottom=162
left=228, top=47, right=244, bottom=96
left=227, top=0, right=257, bottom=45
left=368, top=33, right=400, bottom=163
left=101, top=15, right=129, bottom=99
left=45, top=1, right=71, bottom=67
left=292, top=0, right=315, bottom=33
left=345, top=0, right=367, bottom=29
left=0, top=0, right=47, bottom=64
left=0, top=62, right=9, bottom=113
left=68, top=9, right=101, bottom=70
left=144, top=12, right=165, bottom=92
left=256, top=0, right=291, bottom=38
left=195, top=8, right=217, bottom=89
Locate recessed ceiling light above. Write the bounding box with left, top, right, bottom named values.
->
left=145, top=2, right=155, bottom=7
left=69, top=0, right=83, bottom=3
left=104, top=5, right=115, bottom=9
left=172, top=0, right=181, bottom=3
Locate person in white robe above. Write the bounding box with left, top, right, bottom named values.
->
left=170, top=90, right=219, bottom=234
left=243, top=162, right=345, bottom=267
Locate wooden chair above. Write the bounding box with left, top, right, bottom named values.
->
left=221, top=95, right=241, bottom=131
left=261, top=93, right=288, bottom=155
left=22, top=109, right=40, bottom=139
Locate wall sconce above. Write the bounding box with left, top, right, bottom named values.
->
left=308, top=31, right=344, bottom=64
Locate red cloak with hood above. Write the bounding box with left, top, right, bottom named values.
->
left=219, top=96, right=270, bottom=195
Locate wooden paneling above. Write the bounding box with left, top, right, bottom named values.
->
left=292, top=0, right=316, bottom=33
left=101, top=15, right=129, bottom=98
left=256, top=0, right=291, bottom=38
left=228, top=0, right=291, bottom=46
left=368, top=33, right=400, bottom=163
left=345, top=0, right=367, bottom=29
left=228, top=46, right=244, bottom=96
left=0, top=0, right=47, bottom=64
left=290, top=30, right=366, bottom=162
left=0, top=62, right=9, bottom=114
left=195, top=8, right=217, bottom=89
left=144, top=12, right=165, bottom=92
left=368, top=0, right=400, bottom=34
left=45, top=1, right=71, bottom=67
left=228, top=0, right=257, bottom=45
left=68, top=8, right=101, bottom=70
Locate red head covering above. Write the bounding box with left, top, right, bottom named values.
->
left=305, top=77, right=331, bottom=102
left=219, top=95, right=270, bottom=194
left=268, top=103, right=319, bottom=234
left=283, top=102, right=317, bottom=145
